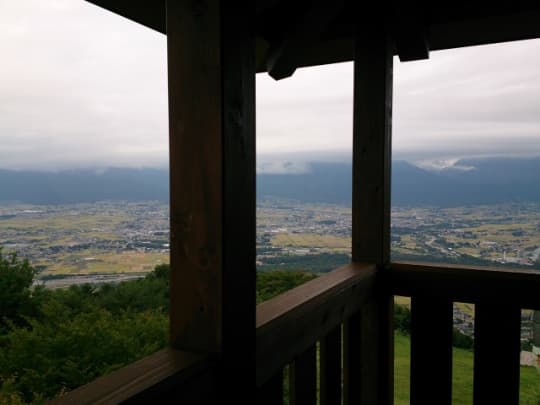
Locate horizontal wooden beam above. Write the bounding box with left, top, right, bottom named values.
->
left=256, top=263, right=377, bottom=386
left=428, top=8, right=540, bottom=52
left=85, top=0, right=166, bottom=33
left=390, top=261, right=540, bottom=307
left=86, top=2, right=540, bottom=75
left=48, top=349, right=213, bottom=404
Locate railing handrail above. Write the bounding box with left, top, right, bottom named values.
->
left=390, top=261, right=540, bottom=308
left=256, top=262, right=377, bottom=386
left=47, top=348, right=211, bottom=404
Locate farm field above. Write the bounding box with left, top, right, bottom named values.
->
left=0, top=201, right=170, bottom=277
left=271, top=232, right=350, bottom=252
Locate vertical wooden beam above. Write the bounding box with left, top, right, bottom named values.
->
left=351, top=20, right=394, bottom=405
left=343, top=312, right=362, bottom=405
left=473, top=304, right=521, bottom=405
left=320, top=325, right=342, bottom=405
left=219, top=2, right=256, bottom=399
left=352, top=25, right=393, bottom=266
left=290, top=345, right=317, bottom=405
left=167, top=0, right=256, bottom=400
left=410, top=297, right=453, bottom=405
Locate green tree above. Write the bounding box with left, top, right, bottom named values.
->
left=256, top=270, right=316, bottom=303
left=0, top=248, right=37, bottom=330
left=394, top=304, right=411, bottom=335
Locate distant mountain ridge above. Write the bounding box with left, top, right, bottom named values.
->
left=1, top=157, right=540, bottom=206
left=0, top=168, right=169, bottom=205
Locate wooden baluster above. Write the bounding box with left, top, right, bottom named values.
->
left=320, top=326, right=342, bottom=405
left=474, top=304, right=521, bottom=405
left=410, top=297, right=453, bottom=405
left=343, top=311, right=362, bottom=404
left=257, top=369, right=284, bottom=405
left=290, top=345, right=317, bottom=405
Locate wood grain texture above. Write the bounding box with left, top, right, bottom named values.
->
left=390, top=261, right=540, bottom=308
left=474, top=304, right=521, bottom=405
left=410, top=297, right=453, bottom=405
left=256, top=263, right=376, bottom=386
left=167, top=0, right=255, bottom=349
left=167, top=0, right=223, bottom=354
left=167, top=0, right=256, bottom=400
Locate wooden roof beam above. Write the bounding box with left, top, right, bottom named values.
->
left=85, top=0, right=166, bottom=34
left=392, top=2, right=429, bottom=61
left=265, top=0, right=345, bottom=80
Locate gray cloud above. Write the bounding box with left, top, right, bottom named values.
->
left=393, top=40, right=540, bottom=160
left=0, top=0, right=168, bottom=170
left=1, top=1, right=540, bottom=170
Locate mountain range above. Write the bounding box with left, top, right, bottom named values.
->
left=1, top=157, right=540, bottom=207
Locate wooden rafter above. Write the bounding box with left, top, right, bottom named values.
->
left=392, top=2, right=430, bottom=61
left=265, top=0, right=345, bottom=79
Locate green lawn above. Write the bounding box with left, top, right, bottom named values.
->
left=394, top=333, right=540, bottom=405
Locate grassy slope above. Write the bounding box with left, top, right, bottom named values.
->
left=394, top=333, right=540, bottom=405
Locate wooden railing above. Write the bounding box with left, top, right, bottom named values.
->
left=390, top=261, right=540, bottom=405
left=256, top=262, right=377, bottom=404
left=49, top=260, right=540, bottom=404
left=48, top=349, right=215, bottom=404
left=256, top=261, right=540, bottom=404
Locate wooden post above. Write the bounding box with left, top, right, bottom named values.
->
left=410, top=297, right=453, bottom=405
left=474, top=304, right=521, bottom=405
left=320, top=325, right=342, bottom=405
left=167, top=0, right=256, bottom=400
left=347, top=20, right=394, bottom=405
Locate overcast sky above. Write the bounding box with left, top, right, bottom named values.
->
left=1, top=0, right=540, bottom=171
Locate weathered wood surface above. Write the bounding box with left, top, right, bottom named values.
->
left=167, top=0, right=256, bottom=400
left=167, top=0, right=256, bottom=352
